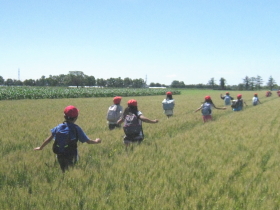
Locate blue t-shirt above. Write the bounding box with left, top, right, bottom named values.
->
left=51, top=122, right=90, bottom=143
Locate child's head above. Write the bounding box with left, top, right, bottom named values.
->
left=113, top=96, right=122, bottom=105
left=237, top=94, right=242, bottom=99
left=226, top=92, right=229, bottom=95
left=124, top=99, right=138, bottom=116
left=127, top=99, right=137, bottom=107
left=204, top=95, right=212, bottom=103
left=166, top=91, right=173, bottom=100
left=64, top=105, right=78, bottom=122
left=254, top=93, right=258, bottom=97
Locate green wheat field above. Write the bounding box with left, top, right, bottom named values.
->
left=1, top=89, right=280, bottom=210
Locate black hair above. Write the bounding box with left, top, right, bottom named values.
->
left=123, top=106, right=138, bottom=118
left=64, top=115, right=77, bottom=123
left=204, top=99, right=213, bottom=104
left=166, top=95, right=173, bottom=100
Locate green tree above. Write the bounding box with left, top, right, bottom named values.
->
left=249, top=77, right=256, bottom=90
left=255, top=75, right=263, bottom=90
left=46, top=75, right=59, bottom=86
left=238, top=83, right=244, bottom=90
left=123, top=77, right=132, bottom=87
left=23, top=79, right=36, bottom=86
left=106, top=78, right=116, bottom=87
left=132, top=78, right=145, bottom=88
left=149, top=82, right=156, bottom=87
left=220, top=77, right=226, bottom=90
left=84, top=75, right=96, bottom=86
left=243, top=76, right=250, bottom=90
left=0, top=76, right=4, bottom=85
left=5, top=78, right=14, bottom=86
left=96, top=78, right=106, bottom=87
left=171, top=80, right=180, bottom=88
left=36, top=76, right=47, bottom=86
left=67, top=72, right=85, bottom=87
left=208, top=78, right=216, bottom=89
left=267, top=76, right=277, bottom=90
left=114, top=77, right=124, bottom=87
left=13, top=80, right=23, bottom=86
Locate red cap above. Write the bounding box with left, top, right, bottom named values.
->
left=127, top=99, right=137, bottom=107
left=226, top=92, right=229, bottom=95
left=254, top=93, right=258, bottom=96
left=205, top=95, right=211, bottom=100
left=64, top=105, right=79, bottom=118
left=113, top=96, right=122, bottom=104
left=237, top=94, right=242, bottom=99
left=166, top=91, right=172, bottom=95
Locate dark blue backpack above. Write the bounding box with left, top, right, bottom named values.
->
left=52, top=123, right=78, bottom=155
left=123, top=113, right=142, bottom=137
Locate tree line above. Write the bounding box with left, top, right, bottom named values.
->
left=0, top=72, right=146, bottom=88
left=0, top=72, right=278, bottom=90
left=169, top=75, right=278, bottom=90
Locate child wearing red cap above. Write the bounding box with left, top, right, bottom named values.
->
left=232, top=94, right=247, bottom=111
left=194, top=96, right=226, bottom=122
left=34, top=105, right=101, bottom=172
left=117, top=99, right=158, bottom=147
left=107, top=96, right=123, bottom=130
left=252, top=93, right=261, bottom=106
left=220, top=92, right=234, bottom=106
left=162, top=91, right=175, bottom=118
left=266, top=91, right=272, bottom=97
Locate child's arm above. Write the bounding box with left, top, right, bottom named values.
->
left=212, top=103, right=226, bottom=110
left=34, top=134, right=54, bottom=150
left=86, top=138, right=101, bottom=144
left=139, top=115, right=158, bottom=123
left=194, top=107, right=202, bottom=113
left=117, top=118, right=124, bottom=124
left=216, top=107, right=227, bottom=110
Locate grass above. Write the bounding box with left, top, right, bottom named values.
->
left=0, top=90, right=280, bottom=209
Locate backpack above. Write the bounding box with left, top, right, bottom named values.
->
left=162, top=99, right=175, bottom=110
left=201, top=103, right=212, bottom=115
left=231, top=100, right=237, bottom=108
left=123, top=113, right=142, bottom=137
left=52, top=123, right=78, bottom=155
left=107, top=105, right=120, bottom=122
left=231, top=100, right=241, bottom=109
left=252, top=97, right=258, bottom=105
left=224, top=95, right=231, bottom=105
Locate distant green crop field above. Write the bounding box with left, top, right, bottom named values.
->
left=0, top=87, right=180, bottom=100
left=1, top=90, right=279, bottom=209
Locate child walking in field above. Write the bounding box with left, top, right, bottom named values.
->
left=194, top=96, right=226, bottom=122
left=117, top=99, right=158, bottom=147
left=252, top=93, right=261, bottom=106
left=220, top=92, right=234, bottom=106
left=231, top=94, right=247, bottom=111
left=162, top=91, right=175, bottom=118
left=106, top=96, right=123, bottom=130
left=34, top=105, right=101, bottom=172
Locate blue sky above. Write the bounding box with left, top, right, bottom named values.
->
left=1, top=0, right=279, bottom=86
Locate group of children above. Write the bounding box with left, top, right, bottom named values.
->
left=34, top=97, right=159, bottom=172
left=34, top=91, right=264, bottom=172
